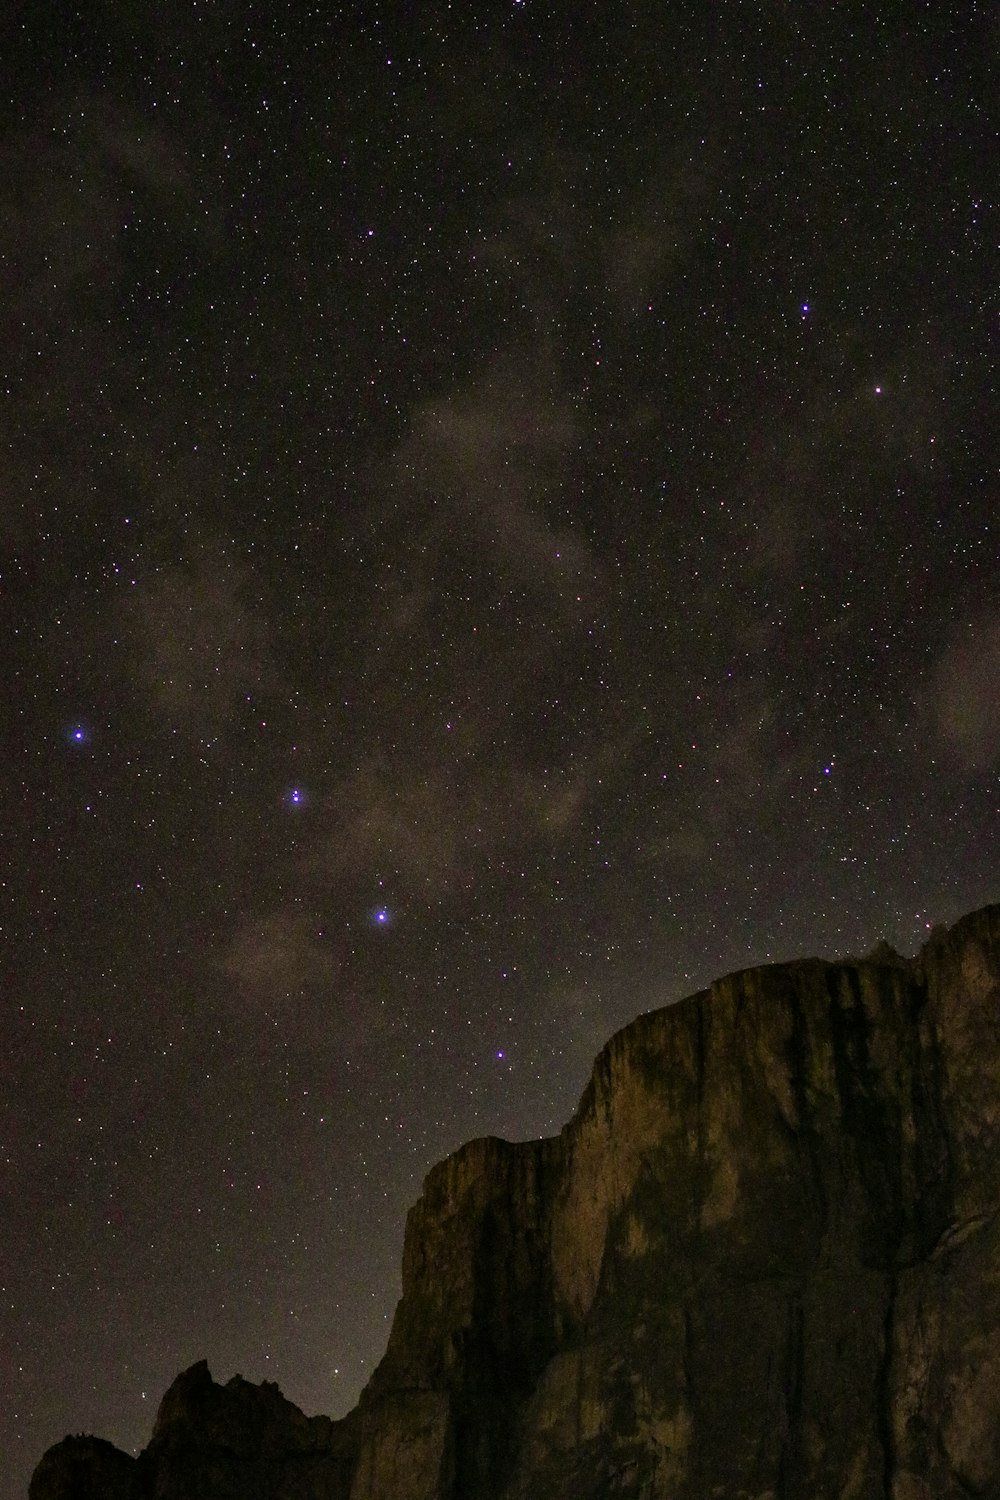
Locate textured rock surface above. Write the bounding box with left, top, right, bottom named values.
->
left=30, top=904, right=1000, bottom=1499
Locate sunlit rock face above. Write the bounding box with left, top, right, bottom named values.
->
left=30, top=905, right=1000, bottom=1500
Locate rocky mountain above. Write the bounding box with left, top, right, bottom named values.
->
left=30, top=903, right=1000, bottom=1499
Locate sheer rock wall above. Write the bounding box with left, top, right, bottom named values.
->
left=30, top=904, right=1000, bottom=1499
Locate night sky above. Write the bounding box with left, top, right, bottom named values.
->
left=3, top=4, right=996, bottom=1496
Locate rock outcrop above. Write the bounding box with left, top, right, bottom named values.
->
left=30, top=903, right=1000, bottom=1499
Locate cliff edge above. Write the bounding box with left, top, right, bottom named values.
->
left=30, top=904, right=1000, bottom=1499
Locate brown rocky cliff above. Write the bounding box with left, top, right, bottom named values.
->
left=29, top=903, right=1000, bottom=1499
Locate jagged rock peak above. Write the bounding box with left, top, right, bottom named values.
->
left=30, top=902, right=1000, bottom=1499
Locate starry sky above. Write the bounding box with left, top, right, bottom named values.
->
left=3, top=4, right=996, bottom=1495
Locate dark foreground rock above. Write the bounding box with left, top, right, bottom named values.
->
left=30, top=904, right=1000, bottom=1499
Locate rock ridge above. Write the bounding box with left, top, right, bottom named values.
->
left=30, top=903, right=1000, bottom=1499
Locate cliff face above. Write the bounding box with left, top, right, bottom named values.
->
left=31, top=904, right=1000, bottom=1500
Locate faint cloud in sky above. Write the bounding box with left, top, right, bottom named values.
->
left=221, top=910, right=343, bottom=1000
left=121, top=541, right=278, bottom=731
left=932, top=611, right=1000, bottom=772
left=216, top=909, right=387, bottom=1047
left=0, top=89, right=206, bottom=315
left=396, top=352, right=594, bottom=597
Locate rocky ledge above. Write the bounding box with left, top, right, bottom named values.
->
left=31, top=903, right=1000, bottom=1498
